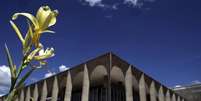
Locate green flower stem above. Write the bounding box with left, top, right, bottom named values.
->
left=5, top=89, right=17, bottom=101
left=16, top=68, right=34, bottom=89
left=9, top=63, right=27, bottom=93
left=6, top=64, right=31, bottom=101
left=7, top=57, right=29, bottom=101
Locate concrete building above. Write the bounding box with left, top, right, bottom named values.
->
left=0, top=53, right=186, bottom=101
left=173, top=83, right=201, bottom=101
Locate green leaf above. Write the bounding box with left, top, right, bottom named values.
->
left=16, top=69, right=34, bottom=89
left=16, top=63, right=27, bottom=79
left=4, top=44, right=14, bottom=70
left=4, top=44, right=16, bottom=91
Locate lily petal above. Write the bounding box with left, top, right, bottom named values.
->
left=27, top=21, right=34, bottom=38
left=39, top=48, right=45, bottom=56
left=25, top=47, right=42, bottom=64
left=39, top=60, right=47, bottom=66
left=23, top=21, right=34, bottom=55
left=47, top=10, right=58, bottom=27
left=32, top=32, right=40, bottom=48
left=41, top=10, right=58, bottom=30
left=41, top=30, right=55, bottom=34
left=36, top=6, right=52, bottom=28
left=36, top=6, right=58, bottom=30
left=10, top=21, right=25, bottom=44
left=34, top=47, right=55, bottom=60
left=12, top=13, right=39, bottom=30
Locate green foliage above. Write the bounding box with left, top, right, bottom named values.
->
left=4, top=44, right=17, bottom=92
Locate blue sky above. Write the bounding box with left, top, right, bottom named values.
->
left=0, top=0, right=201, bottom=95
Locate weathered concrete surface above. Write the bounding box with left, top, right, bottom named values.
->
left=173, top=83, right=201, bottom=101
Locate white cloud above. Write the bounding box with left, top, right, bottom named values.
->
left=0, top=65, right=11, bottom=96
left=44, top=65, right=70, bottom=78
left=81, top=0, right=155, bottom=9
left=124, top=0, right=155, bottom=7
left=44, top=72, right=55, bottom=78
left=84, top=0, right=103, bottom=7
left=81, top=0, right=113, bottom=9
left=124, top=0, right=138, bottom=6
left=59, top=65, right=69, bottom=72
left=112, top=4, right=118, bottom=10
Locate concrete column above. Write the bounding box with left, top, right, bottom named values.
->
left=177, top=96, right=181, bottom=101
left=19, top=89, right=24, bottom=101
left=150, top=81, right=157, bottom=101
left=2, top=97, right=5, bottom=101
left=172, top=94, right=176, bottom=101
left=51, top=76, right=59, bottom=101
left=165, top=90, right=171, bottom=101
left=0, top=97, right=4, bottom=101
left=40, top=80, right=47, bottom=101
left=33, top=84, right=38, bottom=101
left=25, top=87, right=30, bottom=101
left=64, top=71, right=72, bottom=101
left=139, top=74, right=147, bottom=101
left=108, top=52, right=112, bottom=101
left=81, top=64, right=90, bottom=101
left=158, top=86, right=165, bottom=101
left=125, top=66, right=133, bottom=101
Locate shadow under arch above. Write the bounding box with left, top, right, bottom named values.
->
left=71, top=71, right=84, bottom=101
left=139, top=74, right=151, bottom=101
left=132, top=71, right=150, bottom=101
left=111, top=66, right=126, bottom=101
left=133, top=75, right=139, bottom=90
left=72, top=71, right=84, bottom=89
left=88, top=65, right=108, bottom=101
left=132, top=74, right=141, bottom=101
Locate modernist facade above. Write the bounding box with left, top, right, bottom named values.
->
left=0, top=53, right=186, bottom=101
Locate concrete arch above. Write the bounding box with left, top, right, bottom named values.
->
left=90, top=65, right=108, bottom=86
left=111, top=66, right=125, bottom=84
left=72, top=71, right=84, bottom=89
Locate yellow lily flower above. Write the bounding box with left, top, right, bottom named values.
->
left=33, top=47, right=55, bottom=61
left=10, top=6, right=58, bottom=48
left=24, top=43, right=43, bottom=65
